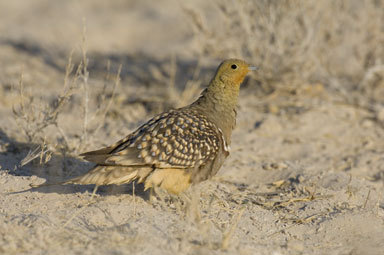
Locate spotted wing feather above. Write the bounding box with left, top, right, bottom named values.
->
left=80, top=109, right=222, bottom=170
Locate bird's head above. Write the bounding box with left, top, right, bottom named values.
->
left=214, top=59, right=257, bottom=86
left=193, top=59, right=256, bottom=131
left=196, top=58, right=257, bottom=111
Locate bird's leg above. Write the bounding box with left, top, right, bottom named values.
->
left=132, top=181, right=136, bottom=198
left=90, top=185, right=99, bottom=200
left=183, top=188, right=201, bottom=223
left=149, top=187, right=157, bottom=203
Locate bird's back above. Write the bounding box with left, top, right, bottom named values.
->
left=70, top=107, right=228, bottom=194
left=36, top=59, right=253, bottom=195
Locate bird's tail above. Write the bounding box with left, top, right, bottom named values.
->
left=30, top=165, right=153, bottom=188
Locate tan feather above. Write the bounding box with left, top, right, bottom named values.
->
left=65, top=165, right=153, bottom=186
left=31, top=59, right=254, bottom=195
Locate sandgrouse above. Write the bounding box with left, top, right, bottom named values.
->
left=39, top=59, right=255, bottom=194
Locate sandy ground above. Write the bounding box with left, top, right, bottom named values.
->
left=1, top=1, right=384, bottom=254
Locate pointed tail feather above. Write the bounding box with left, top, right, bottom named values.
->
left=31, top=165, right=154, bottom=188
left=65, top=165, right=139, bottom=186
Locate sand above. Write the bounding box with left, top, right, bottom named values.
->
left=0, top=1, right=383, bottom=254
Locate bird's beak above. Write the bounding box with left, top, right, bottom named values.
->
left=248, top=66, right=258, bottom=71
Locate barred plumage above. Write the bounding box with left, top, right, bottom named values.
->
left=34, top=59, right=255, bottom=194
left=108, top=109, right=223, bottom=169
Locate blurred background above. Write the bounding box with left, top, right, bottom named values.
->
left=1, top=1, right=384, bottom=254
left=1, top=0, right=384, bottom=150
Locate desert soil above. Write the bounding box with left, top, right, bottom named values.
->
left=0, top=1, right=383, bottom=255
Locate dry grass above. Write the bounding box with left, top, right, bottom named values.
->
left=2, top=1, right=384, bottom=254
left=11, top=31, right=123, bottom=173
left=183, top=0, right=384, bottom=99
left=12, top=52, right=79, bottom=148
left=11, top=27, right=205, bottom=173
left=15, top=0, right=384, bottom=161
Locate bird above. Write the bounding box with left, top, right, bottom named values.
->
left=33, top=59, right=256, bottom=195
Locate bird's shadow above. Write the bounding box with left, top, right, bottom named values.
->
left=0, top=129, right=149, bottom=199
left=0, top=38, right=256, bottom=200
left=0, top=38, right=212, bottom=200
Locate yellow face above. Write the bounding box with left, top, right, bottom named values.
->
left=216, top=59, right=253, bottom=85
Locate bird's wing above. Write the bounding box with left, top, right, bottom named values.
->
left=79, top=134, right=135, bottom=164
left=80, top=109, right=222, bottom=170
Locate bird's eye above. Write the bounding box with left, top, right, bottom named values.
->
left=231, top=64, right=238, bottom=70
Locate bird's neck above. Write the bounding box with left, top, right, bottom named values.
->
left=191, top=80, right=240, bottom=144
